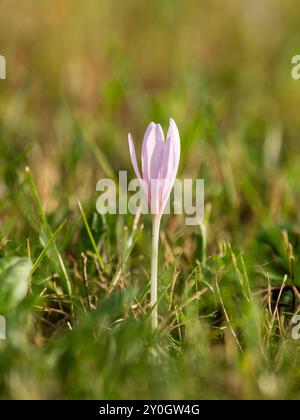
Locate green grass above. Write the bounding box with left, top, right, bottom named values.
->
left=1, top=0, right=300, bottom=399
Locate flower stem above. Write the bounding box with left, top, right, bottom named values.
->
left=151, top=215, right=161, bottom=329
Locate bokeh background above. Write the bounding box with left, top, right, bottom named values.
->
left=1, top=0, right=300, bottom=241
left=1, top=0, right=300, bottom=399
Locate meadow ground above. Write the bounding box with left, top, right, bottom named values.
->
left=1, top=0, right=300, bottom=399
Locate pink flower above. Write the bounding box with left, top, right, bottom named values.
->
left=128, top=119, right=180, bottom=216
left=128, top=119, right=181, bottom=328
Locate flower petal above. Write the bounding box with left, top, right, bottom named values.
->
left=128, top=133, right=142, bottom=181
left=150, top=124, right=165, bottom=180
left=142, top=124, right=166, bottom=213
left=161, top=118, right=180, bottom=210
left=141, top=122, right=156, bottom=183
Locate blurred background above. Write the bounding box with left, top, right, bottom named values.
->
left=1, top=0, right=300, bottom=399
left=1, top=0, right=300, bottom=228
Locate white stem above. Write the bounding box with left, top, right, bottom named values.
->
left=151, top=215, right=161, bottom=329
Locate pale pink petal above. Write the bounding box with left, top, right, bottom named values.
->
left=141, top=123, right=156, bottom=186
left=141, top=122, right=155, bottom=180
left=161, top=119, right=180, bottom=211
left=128, top=133, right=142, bottom=181
left=128, top=133, right=150, bottom=203
left=149, top=178, right=164, bottom=215
left=141, top=122, right=165, bottom=188
left=149, top=124, right=165, bottom=181
left=142, top=124, right=165, bottom=213
left=142, top=122, right=156, bottom=155
left=128, top=119, right=180, bottom=216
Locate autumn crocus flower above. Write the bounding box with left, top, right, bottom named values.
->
left=128, top=119, right=180, bottom=328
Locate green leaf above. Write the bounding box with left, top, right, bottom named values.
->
left=0, top=257, right=32, bottom=310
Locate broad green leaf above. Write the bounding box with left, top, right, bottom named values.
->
left=0, top=257, right=32, bottom=309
